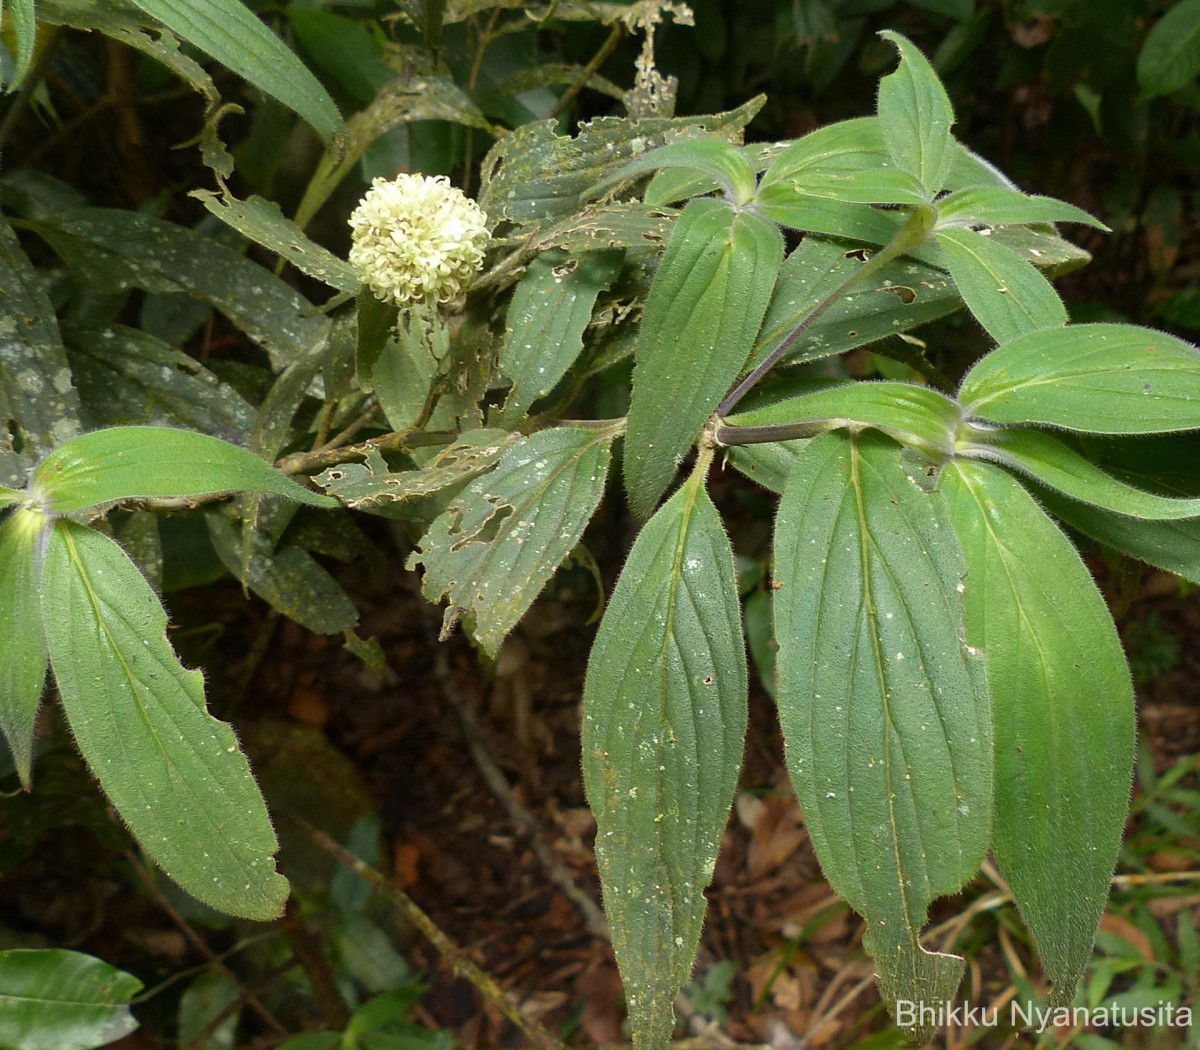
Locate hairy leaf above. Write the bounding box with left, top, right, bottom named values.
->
left=0, top=509, right=48, bottom=788
left=41, top=521, right=289, bottom=918
left=0, top=215, right=82, bottom=486
left=1, top=0, right=36, bottom=90
left=0, top=948, right=142, bottom=1050
left=942, top=460, right=1134, bottom=1008
left=504, top=202, right=676, bottom=259
left=625, top=198, right=782, bottom=518
left=750, top=237, right=960, bottom=369
left=193, top=191, right=361, bottom=292
left=30, top=208, right=327, bottom=369
left=410, top=427, right=613, bottom=657
left=959, top=323, right=1200, bottom=433
left=498, top=250, right=621, bottom=421
left=127, top=0, right=343, bottom=142
left=936, top=187, right=1108, bottom=230
left=935, top=227, right=1066, bottom=345
left=582, top=463, right=746, bottom=1050
left=63, top=323, right=255, bottom=444
left=877, top=31, right=955, bottom=196
left=958, top=426, right=1200, bottom=520
left=773, top=432, right=990, bottom=1043
left=727, top=439, right=809, bottom=494
left=758, top=117, right=888, bottom=191
left=31, top=426, right=334, bottom=514
left=725, top=380, right=960, bottom=456
left=594, top=137, right=758, bottom=204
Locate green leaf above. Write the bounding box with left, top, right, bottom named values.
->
left=206, top=513, right=359, bottom=635
left=941, top=459, right=1134, bottom=1008
left=958, top=323, right=1200, bottom=433
left=0, top=509, right=48, bottom=789
left=582, top=462, right=747, bottom=1050
left=624, top=198, right=783, bottom=519
left=192, top=191, right=361, bottom=293
left=757, top=117, right=888, bottom=192
left=410, top=427, right=613, bottom=657
left=62, top=322, right=255, bottom=443
left=594, top=137, right=758, bottom=205
left=877, top=31, right=956, bottom=196
left=749, top=237, right=960, bottom=369
left=31, top=426, right=335, bottom=514
left=1, top=0, right=37, bottom=90
left=725, top=380, right=960, bottom=457
left=1037, top=487, right=1200, bottom=584
left=478, top=98, right=764, bottom=226
left=503, top=202, right=675, bottom=259
left=40, top=520, right=289, bottom=919
left=126, top=0, right=344, bottom=143
left=1137, top=0, right=1200, bottom=99
left=727, top=438, right=809, bottom=495
left=357, top=302, right=439, bottom=434
left=936, top=187, right=1108, bottom=230
left=316, top=433, right=517, bottom=510
left=0, top=948, right=142, bottom=1050
left=935, top=226, right=1067, bottom=345
left=30, top=208, right=328, bottom=370
left=773, top=432, right=989, bottom=1043
left=0, top=215, right=82, bottom=486
left=791, top=168, right=930, bottom=207
left=988, top=223, right=1092, bottom=276
left=498, top=250, right=622, bottom=421
left=958, top=426, right=1200, bottom=520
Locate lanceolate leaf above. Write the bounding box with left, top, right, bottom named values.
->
left=2, top=0, right=36, bottom=91
left=936, top=187, right=1108, bottom=230
left=941, top=460, right=1134, bottom=1008
left=410, top=427, right=613, bottom=657
left=1037, top=487, right=1200, bottom=585
left=127, top=0, right=344, bottom=143
left=757, top=116, right=887, bottom=192
left=750, top=238, right=960, bottom=370
left=498, top=250, right=622, bottom=421
left=959, top=324, right=1200, bottom=433
left=0, top=509, right=48, bottom=789
left=0, top=214, right=82, bottom=487
left=206, top=513, right=359, bottom=635
left=935, top=227, right=1067, bottom=346
left=0, top=948, right=142, bottom=1050
left=594, top=137, right=757, bottom=205
left=625, top=198, right=783, bottom=519
left=582, top=461, right=747, bottom=1050
left=41, top=521, right=289, bottom=919
left=877, top=31, right=955, bottom=196
left=773, top=432, right=990, bottom=1043
left=30, top=208, right=327, bottom=369
left=960, top=426, right=1200, bottom=520
left=30, top=426, right=334, bottom=514
left=725, top=380, right=960, bottom=457
left=192, top=191, right=362, bottom=292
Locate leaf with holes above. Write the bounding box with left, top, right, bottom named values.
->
left=773, top=432, right=990, bottom=1044
left=409, top=427, right=613, bottom=657
left=582, top=459, right=746, bottom=1050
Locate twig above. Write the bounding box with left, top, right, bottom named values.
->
left=287, top=817, right=564, bottom=1050
left=184, top=959, right=300, bottom=1050
left=275, top=428, right=457, bottom=476
left=551, top=24, right=625, bottom=118
left=126, top=852, right=288, bottom=1036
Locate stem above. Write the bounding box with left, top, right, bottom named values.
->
left=550, top=23, right=624, bottom=118
left=716, top=204, right=936, bottom=417
left=713, top=420, right=832, bottom=446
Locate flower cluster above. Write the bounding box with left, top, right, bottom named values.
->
left=348, top=174, right=489, bottom=306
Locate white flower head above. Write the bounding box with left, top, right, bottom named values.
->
left=348, top=174, right=489, bottom=306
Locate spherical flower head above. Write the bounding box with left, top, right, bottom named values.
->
left=348, top=174, right=490, bottom=306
